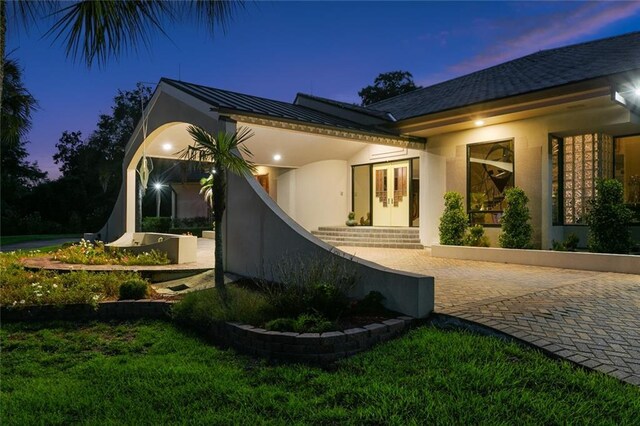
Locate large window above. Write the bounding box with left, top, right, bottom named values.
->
left=467, top=140, right=514, bottom=225
left=551, top=133, right=614, bottom=225
left=615, top=135, right=640, bottom=223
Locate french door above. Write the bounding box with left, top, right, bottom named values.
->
left=372, top=160, right=409, bottom=226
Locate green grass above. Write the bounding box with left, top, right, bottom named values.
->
left=2, top=321, right=638, bottom=425
left=0, top=234, right=80, bottom=246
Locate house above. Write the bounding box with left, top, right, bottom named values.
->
left=100, top=31, right=640, bottom=252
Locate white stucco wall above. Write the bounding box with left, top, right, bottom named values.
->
left=422, top=103, right=637, bottom=248
left=276, top=160, right=349, bottom=231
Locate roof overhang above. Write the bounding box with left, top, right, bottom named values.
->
left=223, top=111, right=426, bottom=150
left=392, top=78, right=621, bottom=137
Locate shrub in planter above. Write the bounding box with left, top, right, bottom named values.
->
left=499, top=187, right=532, bottom=249
left=265, top=317, right=297, bottom=332
left=464, top=224, right=490, bottom=247
left=119, top=279, right=150, bottom=300
left=586, top=179, right=633, bottom=254
left=352, top=291, right=386, bottom=315
left=293, top=313, right=335, bottom=333
left=439, top=191, right=468, bottom=245
left=551, top=233, right=580, bottom=252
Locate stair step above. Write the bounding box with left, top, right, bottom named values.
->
left=321, top=240, right=424, bottom=249
left=311, top=232, right=420, bottom=240
left=317, top=226, right=418, bottom=234
left=313, top=235, right=421, bottom=243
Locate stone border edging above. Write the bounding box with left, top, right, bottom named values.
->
left=205, top=315, right=415, bottom=365
left=428, top=313, right=639, bottom=387
left=1, top=299, right=174, bottom=322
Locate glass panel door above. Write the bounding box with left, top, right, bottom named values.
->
left=372, top=160, right=409, bottom=226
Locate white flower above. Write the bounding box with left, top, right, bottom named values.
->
left=12, top=301, right=17, bottom=306
left=35, top=293, right=42, bottom=297
left=19, top=300, right=25, bottom=304
left=53, top=283, right=58, bottom=288
left=92, top=295, right=99, bottom=301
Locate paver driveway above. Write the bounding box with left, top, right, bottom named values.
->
left=339, top=246, right=640, bottom=386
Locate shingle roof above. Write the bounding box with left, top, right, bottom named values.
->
left=367, top=31, right=640, bottom=121
left=160, top=78, right=402, bottom=137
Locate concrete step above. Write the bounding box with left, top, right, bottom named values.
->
left=321, top=240, right=424, bottom=249
left=312, top=235, right=421, bottom=243
left=311, top=231, right=420, bottom=240
left=317, top=226, right=419, bottom=234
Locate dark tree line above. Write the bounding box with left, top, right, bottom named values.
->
left=1, top=75, right=151, bottom=235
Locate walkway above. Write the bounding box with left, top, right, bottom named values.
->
left=339, top=246, right=640, bottom=386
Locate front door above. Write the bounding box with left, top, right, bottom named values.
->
left=372, top=160, right=409, bottom=226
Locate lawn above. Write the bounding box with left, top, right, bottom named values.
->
left=0, top=234, right=80, bottom=246
left=2, top=321, right=638, bottom=425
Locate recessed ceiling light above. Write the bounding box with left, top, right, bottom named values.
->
left=162, top=143, right=173, bottom=151
left=474, top=120, right=485, bottom=126
left=273, top=154, right=282, bottom=161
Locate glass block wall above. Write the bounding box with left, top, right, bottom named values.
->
left=562, top=133, right=613, bottom=224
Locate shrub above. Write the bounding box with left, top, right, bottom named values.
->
left=499, top=187, right=532, bottom=249
left=304, top=283, right=349, bottom=319
left=564, top=233, right=580, bottom=251
left=172, top=285, right=271, bottom=327
left=586, top=179, right=633, bottom=254
left=439, top=191, right=467, bottom=245
left=351, top=291, right=386, bottom=315
left=261, top=254, right=357, bottom=320
left=265, top=318, right=297, bottom=332
left=293, top=313, right=335, bottom=333
left=118, top=279, right=150, bottom=300
left=464, top=224, right=490, bottom=247
left=141, top=217, right=172, bottom=233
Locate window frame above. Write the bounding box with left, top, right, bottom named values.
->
left=466, top=138, right=515, bottom=227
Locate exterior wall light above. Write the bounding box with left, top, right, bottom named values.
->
left=635, top=88, right=640, bottom=96
left=474, top=120, right=485, bottom=126
left=162, top=143, right=173, bottom=151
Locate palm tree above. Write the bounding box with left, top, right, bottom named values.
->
left=1, top=0, right=245, bottom=110
left=182, top=125, right=255, bottom=293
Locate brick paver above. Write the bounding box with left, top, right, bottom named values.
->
left=339, top=246, right=640, bottom=386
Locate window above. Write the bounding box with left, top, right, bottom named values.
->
left=352, top=164, right=371, bottom=225
left=467, top=140, right=514, bottom=225
left=615, top=135, right=640, bottom=223
left=551, top=133, right=614, bottom=225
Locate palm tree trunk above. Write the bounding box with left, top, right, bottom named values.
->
left=1, top=0, right=7, bottom=109
left=213, top=165, right=226, bottom=295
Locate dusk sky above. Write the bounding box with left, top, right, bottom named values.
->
left=7, top=1, right=640, bottom=179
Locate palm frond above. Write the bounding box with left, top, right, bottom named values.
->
left=189, top=0, right=245, bottom=34
left=1, top=58, right=39, bottom=146
left=45, top=0, right=172, bottom=68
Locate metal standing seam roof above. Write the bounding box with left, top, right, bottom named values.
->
left=366, top=31, right=640, bottom=121
left=294, top=93, right=395, bottom=121
left=160, top=78, right=404, bottom=138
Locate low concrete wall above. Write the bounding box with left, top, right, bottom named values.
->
left=107, top=232, right=197, bottom=264
left=224, top=172, right=435, bottom=318
left=431, top=244, right=640, bottom=275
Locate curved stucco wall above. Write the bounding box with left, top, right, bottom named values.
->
left=224, top=167, right=435, bottom=318
left=276, top=159, right=348, bottom=231
left=98, top=86, right=222, bottom=242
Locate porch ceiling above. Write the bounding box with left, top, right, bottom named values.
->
left=238, top=122, right=370, bottom=168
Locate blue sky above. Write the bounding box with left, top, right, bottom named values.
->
left=7, top=1, right=640, bottom=178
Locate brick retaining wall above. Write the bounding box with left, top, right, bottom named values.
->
left=204, top=316, right=415, bottom=365
left=2, top=302, right=414, bottom=365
